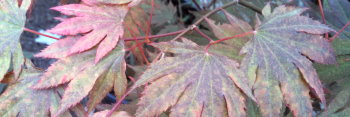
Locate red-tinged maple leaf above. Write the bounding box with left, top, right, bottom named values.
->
left=82, top=0, right=141, bottom=7
left=83, top=0, right=131, bottom=5
left=239, top=5, right=336, bottom=117
left=47, top=2, right=128, bottom=63
left=131, top=38, right=255, bottom=117
left=323, top=0, right=350, bottom=40
left=90, top=110, right=131, bottom=117
left=0, top=60, right=82, bottom=117
left=206, top=9, right=252, bottom=61
left=33, top=42, right=126, bottom=116
left=0, top=0, right=31, bottom=80
left=35, top=36, right=80, bottom=59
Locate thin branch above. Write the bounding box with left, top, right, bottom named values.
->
left=205, top=31, right=254, bottom=52
left=123, top=29, right=185, bottom=41
left=106, top=89, right=133, bottom=117
left=172, top=0, right=261, bottom=41
left=205, top=0, right=217, bottom=9
left=125, top=40, right=147, bottom=51
left=192, top=0, right=202, bottom=10
left=238, top=0, right=262, bottom=14
left=24, top=28, right=61, bottom=40
left=193, top=27, right=213, bottom=42
left=145, top=0, right=155, bottom=43
left=125, top=25, right=150, bottom=65
left=330, top=21, right=350, bottom=42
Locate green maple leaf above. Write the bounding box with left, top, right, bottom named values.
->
left=33, top=41, right=127, bottom=116
left=132, top=38, right=255, bottom=117
left=315, top=39, right=350, bottom=117
left=324, top=0, right=350, bottom=40
left=0, top=61, right=80, bottom=117
left=0, top=0, right=31, bottom=80
left=319, top=86, right=350, bottom=117
left=240, top=5, right=336, bottom=116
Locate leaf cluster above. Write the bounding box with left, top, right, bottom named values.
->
left=0, top=0, right=350, bottom=117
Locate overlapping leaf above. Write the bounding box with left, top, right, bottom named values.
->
left=47, top=1, right=128, bottom=62
left=316, top=39, right=350, bottom=117
left=0, top=61, right=77, bottom=117
left=316, top=39, right=350, bottom=84
left=83, top=0, right=141, bottom=7
left=91, top=110, right=131, bottom=117
left=34, top=41, right=126, bottom=116
left=84, top=0, right=132, bottom=5
left=240, top=5, right=336, bottom=117
left=0, top=0, right=31, bottom=80
left=132, top=38, right=255, bottom=117
left=320, top=86, right=350, bottom=117
left=206, top=9, right=252, bottom=61
left=324, top=0, right=350, bottom=40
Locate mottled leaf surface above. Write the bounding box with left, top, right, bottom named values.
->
left=90, top=110, right=131, bottom=117
left=0, top=0, right=31, bottom=80
left=48, top=2, right=128, bottom=62
left=33, top=42, right=126, bottom=116
left=240, top=5, right=336, bottom=117
left=206, top=9, right=252, bottom=61
left=83, top=0, right=132, bottom=5
left=314, top=37, right=350, bottom=117
left=35, top=36, right=80, bottom=59
left=0, top=61, right=72, bottom=117
left=320, top=86, right=350, bottom=117
left=315, top=39, right=350, bottom=85
left=324, top=0, right=350, bottom=40
left=133, top=38, right=255, bottom=117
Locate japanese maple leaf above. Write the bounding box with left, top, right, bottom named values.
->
left=206, top=9, right=252, bottom=61
left=91, top=110, right=131, bottom=117
left=0, top=0, right=31, bottom=80
left=240, top=5, right=336, bottom=117
left=323, top=0, right=350, bottom=40
left=33, top=42, right=126, bottom=116
left=35, top=36, right=81, bottom=59
left=132, top=38, right=255, bottom=117
left=0, top=61, right=81, bottom=117
left=84, top=0, right=141, bottom=7
left=47, top=1, right=128, bottom=62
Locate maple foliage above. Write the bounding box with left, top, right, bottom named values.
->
left=206, top=9, right=252, bottom=61
left=239, top=4, right=335, bottom=116
left=47, top=0, right=128, bottom=63
left=132, top=38, right=255, bottom=117
left=1, top=0, right=350, bottom=117
left=0, top=60, right=84, bottom=117
left=34, top=41, right=126, bottom=116
left=91, top=110, right=131, bottom=117
left=0, top=0, right=31, bottom=80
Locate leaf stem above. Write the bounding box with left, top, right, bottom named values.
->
left=106, top=89, right=133, bottom=117
left=317, top=0, right=329, bottom=39
left=125, top=25, right=150, bottom=65
left=193, top=27, right=214, bottom=42
left=192, top=0, right=202, bottom=10
left=205, top=31, right=254, bottom=52
left=23, top=28, right=61, bottom=40
left=330, top=21, right=350, bottom=41
left=145, top=0, right=155, bottom=43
